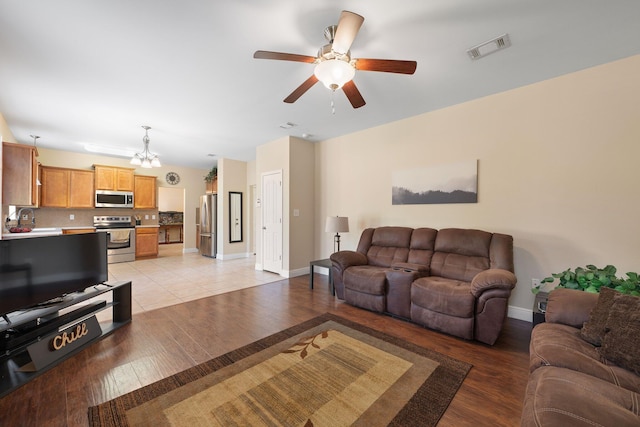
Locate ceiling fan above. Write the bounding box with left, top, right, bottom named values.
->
left=253, top=10, right=417, bottom=109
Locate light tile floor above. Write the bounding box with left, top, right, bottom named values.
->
left=105, top=244, right=282, bottom=315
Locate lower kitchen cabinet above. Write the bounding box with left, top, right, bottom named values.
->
left=135, top=227, right=158, bottom=258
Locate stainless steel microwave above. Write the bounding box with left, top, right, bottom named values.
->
left=95, top=190, right=134, bottom=208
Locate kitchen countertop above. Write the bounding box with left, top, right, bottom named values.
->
left=2, top=227, right=63, bottom=239
left=136, top=224, right=160, bottom=228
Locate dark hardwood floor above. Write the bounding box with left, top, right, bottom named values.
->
left=0, top=275, right=531, bottom=426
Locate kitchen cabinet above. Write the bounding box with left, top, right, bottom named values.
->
left=135, top=227, right=159, bottom=258
left=2, top=142, right=38, bottom=206
left=134, top=175, right=156, bottom=209
left=40, top=167, right=69, bottom=208
left=94, top=165, right=134, bottom=191
left=206, top=177, right=218, bottom=194
left=40, top=166, right=94, bottom=208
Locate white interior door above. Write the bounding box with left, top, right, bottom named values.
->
left=262, top=170, right=282, bottom=273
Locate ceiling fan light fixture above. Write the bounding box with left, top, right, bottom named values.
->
left=314, top=59, right=355, bottom=91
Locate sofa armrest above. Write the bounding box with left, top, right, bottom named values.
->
left=545, top=288, right=598, bottom=327
left=470, top=269, right=517, bottom=297
left=330, top=251, right=368, bottom=270
left=390, top=262, right=430, bottom=275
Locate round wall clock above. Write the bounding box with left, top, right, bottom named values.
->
left=166, top=172, right=180, bottom=185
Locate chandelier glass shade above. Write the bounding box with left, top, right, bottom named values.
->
left=314, top=59, right=355, bottom=91
left=131, top=125, right=161, bottom=168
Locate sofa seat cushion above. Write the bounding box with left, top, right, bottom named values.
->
left=530, top=322, right=640, bottom=393
left=521, top=366, right=640, bottom=427
left=344, top=266, right=388, bottom=295
left=411, top=276, right=475, bottom=318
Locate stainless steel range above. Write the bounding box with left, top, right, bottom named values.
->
left=93, top=215, right=136, bottom=263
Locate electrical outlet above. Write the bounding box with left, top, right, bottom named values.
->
left=152, top=214, right=156, bottom=220
left=145, top=215, right=149, bottom=220
left=69, top=214, right=75, bottom=220
left=531, top=278, right=541, bottom=289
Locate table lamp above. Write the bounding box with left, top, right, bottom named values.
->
left=325, top=216, right=349, bottom=253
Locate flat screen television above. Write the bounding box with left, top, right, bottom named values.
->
left=0, top=232, right=108, bottom=317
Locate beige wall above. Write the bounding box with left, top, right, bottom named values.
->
left=218, top=157, right=248, bottom=258
left=35, top=148, right=207, bottom=251
left=255, top=136, right=315, bottom=276
left=289, top=137, right=315, bottom=273
left=158, top=187, right=184, bottom=212
left=315, top=54, right=640, bottom=315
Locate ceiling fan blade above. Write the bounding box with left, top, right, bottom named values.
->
left=253, top=50, right=317, bottom=63
left=342, top=80, right=366, bottom=108
left=284, top=75, right=319, bottom=103
left=355, top=58, right=417, bottom=74
left=332, top=11, right=364, bottom=55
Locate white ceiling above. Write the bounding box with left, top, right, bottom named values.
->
left=1, top=1, right=639, bottom=170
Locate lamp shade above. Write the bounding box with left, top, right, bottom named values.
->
left=0, top=113, right=18, bottom=143
left=325, top=216, right=349, bottom=233
left=314, top=59, right=355, bottom=91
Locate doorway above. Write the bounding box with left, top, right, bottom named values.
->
left=158, top=187, right=185, bottom=253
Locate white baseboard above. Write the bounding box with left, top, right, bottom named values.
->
left=216, top=252, right=250, bottom=260
left=283, top=267, right=309, bottom=278
left=508, top=305, right=532, bottom=322
left=183, top=247, right=198, bottom=254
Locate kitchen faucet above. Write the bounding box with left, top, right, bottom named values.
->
left=17, top=207, right=36, bottom=228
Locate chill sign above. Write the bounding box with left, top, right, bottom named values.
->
left=27, top=315, right=102, bottom=371
left=50, top=322, right=90, bottom=351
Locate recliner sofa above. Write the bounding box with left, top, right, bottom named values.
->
left=330, top=226, right=517, bottom=345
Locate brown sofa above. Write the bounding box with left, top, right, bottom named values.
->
left=330, top=226, right=517, bottom=345
left=522, top=288, right=640, bottom=426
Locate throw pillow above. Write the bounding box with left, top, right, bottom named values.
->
left=580, top=287, right=621, bottom=346
left=599, top=294, right=640, bottom=376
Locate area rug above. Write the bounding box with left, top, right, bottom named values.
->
left=88, top=313, right=471, bottom=426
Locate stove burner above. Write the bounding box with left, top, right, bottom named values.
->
left=93, top=215, right=134, bottom=229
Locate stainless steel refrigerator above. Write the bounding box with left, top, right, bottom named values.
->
left=199, top=194, right=217, bottom=257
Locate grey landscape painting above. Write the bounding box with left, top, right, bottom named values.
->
left=392, top=160, right=478, bottom=205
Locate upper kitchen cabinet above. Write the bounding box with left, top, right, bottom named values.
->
left=40, top=166, right=94, bottom=208
left=2, top=142, right=38, bottom=207
left=134, top=175, right=156, bottom=209
left=94, top=165, right=134, bottom=191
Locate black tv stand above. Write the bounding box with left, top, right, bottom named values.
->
left=0, top=281, right=132, bottom=398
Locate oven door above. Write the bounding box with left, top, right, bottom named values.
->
left=97, top=228, right=136, bottom=263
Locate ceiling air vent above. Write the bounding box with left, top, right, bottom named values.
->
left=466, top=33, right=511, bottom=60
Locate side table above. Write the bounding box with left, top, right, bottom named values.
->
left=532, top=291, right=549, bottom=326
left=309, top=259, right=334, bottom=295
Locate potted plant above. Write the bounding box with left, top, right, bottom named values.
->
left=204, top=167, right=217, bottom=183
left=534, top=264, right=640, bottom=295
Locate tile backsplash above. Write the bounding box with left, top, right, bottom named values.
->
left=27, top=207, right=159, bottom=228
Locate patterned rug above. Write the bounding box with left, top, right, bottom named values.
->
left=88, top=313, right=471, bottom=426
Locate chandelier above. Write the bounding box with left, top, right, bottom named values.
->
left=130, top=125, right=161, bottom=168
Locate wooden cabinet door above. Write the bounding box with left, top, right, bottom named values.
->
left=69, top=169, right=94, bottom=208
left=94, top=165, right=115, bottom=190
left=94, top=165, right=134, bottom=191
left=134, top=175, right=156, bottom=209
left=136, top=228, right=159, bottom=258
left=40, top=166, right=70, bottom=208
left=116, top=168, right=134, bottom=191
left=2, top=142, right=37, bottom=206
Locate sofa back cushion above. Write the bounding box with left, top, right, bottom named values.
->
left=365, top=226, right=413, bottom=267
left=407, top=228, right=437, bottom=266
left=431, top=228, right=492, bottom=282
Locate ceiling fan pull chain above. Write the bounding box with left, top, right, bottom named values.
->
left=331, top=91, right=336, bottom=115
